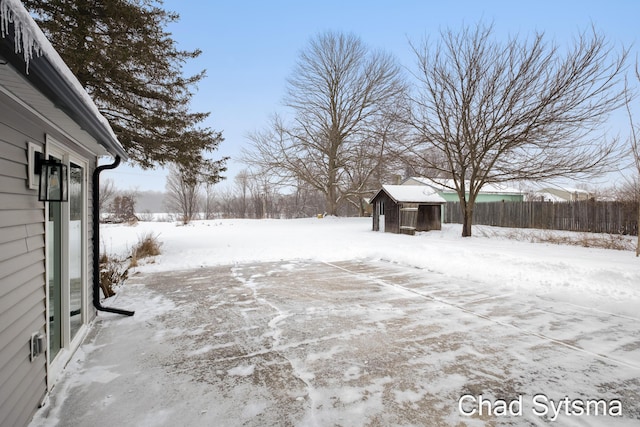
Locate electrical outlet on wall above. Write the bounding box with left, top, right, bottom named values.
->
left=30, top=332, right=44, bottom=362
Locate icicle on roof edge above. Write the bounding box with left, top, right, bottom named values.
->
left=1, top=0, right=42, bottom=71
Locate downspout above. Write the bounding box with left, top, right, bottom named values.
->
left=92, top=155, right=135, bottom=316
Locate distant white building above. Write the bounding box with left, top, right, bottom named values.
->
left=401, top=177, right=525, bottom=202
left=535, top=187, right=592, bottom=202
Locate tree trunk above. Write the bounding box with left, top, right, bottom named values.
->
left=326, top=162, right=338, bottom=216
left=462, top=205, right=473, bottom=237
left=460, top=190, right=477, bottom=237
left=326, top=195, right=338, bottom=216
left=637, top=201, right=639, bottom=257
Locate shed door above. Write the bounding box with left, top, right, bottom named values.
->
left=378, top=201, right=385, bottom=232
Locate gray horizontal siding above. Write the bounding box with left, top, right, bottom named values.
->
left=0, top=174, right=27, bottom=193
left=0, top=278, right=45, bottom=374
left=2, top=78, right=103, bottom=426
left=0, top=155, right=25, bottom=179
left=0, top=121, right=36, bottom=161
left=0, top=209, right=43, bottom=228
left=0, top=287, right=45, bottom=427
left=0, top=92, right=48, bottom=427
left=0, top=306, right=46, bottom=427
left=0, top=258, right=44, bottom=311
left=0, top=223, right=44, bottom=247
left=0, top=192, right=45, bottom=210
left=0, top=132, right=27, bottom=163
left=2, top=55, right=107, bottom=425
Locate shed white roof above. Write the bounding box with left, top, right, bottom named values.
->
left=379, top=185, right=446, bottom=204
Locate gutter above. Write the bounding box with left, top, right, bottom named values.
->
left=92, top=155, right=135, bottom=316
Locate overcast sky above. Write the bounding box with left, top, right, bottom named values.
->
left=102, top=0, right=639, bottom=192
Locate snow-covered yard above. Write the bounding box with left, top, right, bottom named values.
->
left=31, top=218, right=640, bottom=426
left=99, top=217, right=640, bottom=316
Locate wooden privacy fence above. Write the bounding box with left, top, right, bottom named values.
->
left=444, top=200, right=638, bottom=236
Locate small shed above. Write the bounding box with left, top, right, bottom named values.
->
left=371, top=185, right=446, bottom=234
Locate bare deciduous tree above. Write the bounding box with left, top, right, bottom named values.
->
left=613, top=178, right=639, bottom=203
left=165, top=165, right=201, bottom=224
left=404, top=23, right=628, bottom=236
left=202, top=183, right=216, bottom=220
left=234, top=170, right=251, bottom=219
left=625, top=66, right=640, bottom=256
left=635, top=70, right=640, bottom=258
left=245, top=171, right=274, bottom=219
left=244, top=31, right=407, bottom=216
left=344, top=102, right=410, bottom=216
left=99, top=178, right=116, bottom=212
left=216, top=187, right=236, bottom=219
left=109, top=194, right=136, bottom=223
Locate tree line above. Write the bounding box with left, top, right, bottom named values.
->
left=163, top=167, right=364, bottom=222
left=99, top=172, right=361, bottom=224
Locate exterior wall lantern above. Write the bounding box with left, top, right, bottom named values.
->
left=38, top=157, right=68, bottom=202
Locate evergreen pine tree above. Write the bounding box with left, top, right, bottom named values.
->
left=24, top=0, right=227, bottom=183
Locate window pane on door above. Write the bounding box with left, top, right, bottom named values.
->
left=69, top=162, right=83, bottom=340
left=48, top=155, right=62, bottom=359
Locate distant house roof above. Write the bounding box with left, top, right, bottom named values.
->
left=372, top=184, right=446, bottom=204
left=403, top=177, right=523, bottom=195
left=534, top=192, right=566, bottom=202
left=536, top=187, right=591, bottom=202
left=0, top=0, right=127, bottom=159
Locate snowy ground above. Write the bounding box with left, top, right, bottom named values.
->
left=98, top=217, right=640, bottom=317
left=30, top=218, right=640, bottom=426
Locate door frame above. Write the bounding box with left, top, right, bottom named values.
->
left=44, top=136, right=90, bottom=389
left=378, top=200, right=385, bottom=232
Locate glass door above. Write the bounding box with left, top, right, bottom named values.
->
left=46, top=148, right=87, bottom=371
left=45, top=142, right=88, bottom=385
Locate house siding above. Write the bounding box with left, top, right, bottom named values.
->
left=1, top=87, right=97, bottom=427
left=0, top=92, right=48, bottom=427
